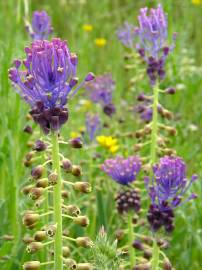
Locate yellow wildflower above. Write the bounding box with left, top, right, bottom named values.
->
left=95, top=38, right=107, bottom=48
left=78, top=99, right=92, bottom=111
left=96, top=135, right=119, bottom=153
left=83, top=24, right=93, bottom=32
left=79, top=126, right=85, bottom=133
left=192, top=0, right=202, bottom=4
left=70, top=132, right=80, bottom=139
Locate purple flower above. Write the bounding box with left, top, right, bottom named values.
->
left=9, top=38, right=94, bottom=134
left=85, top=74, right=116, bottom=116
left=101, top=156, right=141, bottom=185
left=117, top=22, right=136, bottom=49
left=27, top=10, right=53, bottom=40
left=85, top=113, right=101, bottom=141
left=134, top=5, right=176, bottom=85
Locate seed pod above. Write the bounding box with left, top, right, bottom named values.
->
left=29, top=187, right=43, bottom=200
left=166, top=127, right=177, bottom=136
left=162, top=258, right=172, bottom=270
left=48, top=172, right=58, bottom=185
left=62, top=246, right=70, bottom=258
left=69, top=137, right=83, bottom=148
left=34, top=231, right=47, bottom=242
left=3, top=235, right=14, bottom=241
left=73, top=216, right=89, bottom=227
left=36, top=178, right=48, bottom=188
left=133, top=263, right=151, bottom=270
left=23, top=261, right=40, bottom=270
left=23, top=125, right=33, bottom=134
left=72, top=165, right=82, bottom=177
left=62, top=159, right=72, bottom=173
left=31, top=165, right=44, bottom=180
left=22, top=185, right=34, bottom=195
left=134, top=144, right=143, bottom=152
left=143, top=249, right=152, bottom=259
left=63, top=229, right=70, bottom=237
left=63, top=258, right=77, bottom=269
left=24, top=160, right=32, bottom=167
left=77, top=263, right=93, bottom=270
left=26, top=242, right=43, bottom=253
left=46, top=224, right=57, bottom=237
left=27, top=141, right=34, bottom=148
left=25, top=151, right=35, bottom=161
left=23, top=212, right=40, bottom=227
left=62, top=190, right=69, bottom=199
left=133, top=240, right=144, bottom=250
left=35, top=198, right=44, bottom=208
left=64, top=205, right=81, bottom=217
left=162, top=110, right=173, bottom=120
left=115, top=229, right=125, bottom=241
left=73, top=182, right=91, bottom=193
left=23, top=236, right=34, bottom=244
left=75, top=237, right=93, bottom=248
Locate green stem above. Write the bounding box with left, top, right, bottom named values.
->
left=51, top=132, right=63, bottom=270
left=151, top=239, right=160, bottom=270
left=150, top=82, right=159, bottom=165
left=128, top=213, right=136, bottom=269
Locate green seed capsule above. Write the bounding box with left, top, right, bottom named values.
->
left=75, top=237, right=93, bottom=248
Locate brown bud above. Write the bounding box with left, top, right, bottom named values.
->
left=62, top=159, right=72, bottom=173
left=23, top=212, right=40, bottom=228
left=29, top=187, right=43, bottom=200
left=23, top=261, right=40, bottom=270
left=25, top=151, right=35, bottom=161
left=162, top=258, right=172, bottom=270
left=75, top=237, right=93, bottom=248
left=77, top=263, right=93, bottom=270
left=73, top=182, right=91, bottom=193
left=69, top=137, right=83, bottom=148
left=134, top=263, right=151, bottom=270
left=166, top=127, right=177, bottom=136
left=63, top=246, right=70, bottom=258
left=35, top=199, right=44, bottom=208
left=63, top=229, right=70, bottom=237
left=31, top=165, right=44, bottom=180
left=26, top=242, right=43, bottom=253
left=62, top=190, right=69, bottom=199
left=23, top=236, right=34, bottom=244
left=163, top=148, right=175, bottom=156
left=23, top=125, right=33, bottom=134
left=3, top=235, right=14, bottom=241
left=73, top=216, right=89, bottom=227
left=64, top=205, right=81, bottom=217
left=26, top=114, right=32, bottom=120
left=133, top=240, right=144, bottom=250
left=143, top=249, right=152, bottom=259
left=46, top=224, right=57, bottom=237
left=27, top=141, right=34, bottom=148
left=115, top=229, right=125, bottom=241
left=36, top=178, right=48, bottom=188
left=72, top=165, right=82, bottom=177
left=24, top=160, right=32, bottom=167
left=22, top=185, right=34, bottom=195
left=135, top=130, right=144, bottom=139
left=34, top=231, right=47, bottom=242
left=143, top=126, right=152, bottom=135
left=48, top=172, right=58, bottom=185
left=163, top=110, right=173, bottom=120
left=63, top=258, right=77, bottom=269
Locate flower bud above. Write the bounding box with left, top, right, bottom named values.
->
left=23, top=125, right=33, bottom=134
left=23, top=212, right=40, bottom=228
left=73, top=216, right=89, bottom=227
left=72, top=165, right=82, bottom=177
left=24, top=160, right=32, bottom=167
left=76, top=237, right=93, bottom=248
left=25, top=151, right=35, bottom=161
left=23, top=261, right=40, bottom=270
left=133, top=263, right=151, bottom=270
left=34, top=231, right=47, bottom=242
left=3, top=235, right=14, bottom=241
left=143, top=249, right=152, bottom=259
left=33, top=140, right=47, bottom=152
left=22, top=185, right=34, bottom=195
left=64, top=205, right=81, bottom=217
left=31, top=166, right=44, bottom=180
left=133, top=240, right=144, bottom=250
left=162, top=258, right=172, bottom=270
left=63, top=246, right=70, bottom=258
left=36, top=178, right=48, bottom=188
left=69, top=137, right=83, bottom=148
left=115, top=229, right=125, bottom=241
left=62, top=159, right=72, bottom=173
left=64, top=258, right=77, bottom=269
left=166, top=87, right=176, bottom=95
left=62, top=190, right=69, bottom=199
left=23, top=236, right=34, bottom=244
left=73, top=182, right=91, bottom=193
left=46, top=224, right=57, bottom=237
left=26, top=242, right=43, bottom=253
left=48, top=172, right=58, bottom=185
left=29, top=187, right=43, bottom=200
left=77, top=263, right=93, bottom=270
left=162, top=110, right=173, bottom=120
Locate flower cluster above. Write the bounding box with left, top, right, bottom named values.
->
left=9, top=38, right=94, bottom=134
left=117, top=22, right=136, bottom=49
left=85, top=113, right=101, bottom=141
left=96, top=135, right=119, bottom=153
left=85, top=74, right=116, bottom=116
left=101, top=156, right=141, bottom=185
left=26, top=10, right=53, bottom=40
left=145, top=156, right=197, bottom=232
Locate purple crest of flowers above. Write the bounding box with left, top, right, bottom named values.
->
left=85, top=113, right=101, bottom=141
left=116, top=22, right=136, bottom=49
left=101, top=156, right=141, bottom=185
left=9, top=38, right=94, bottom=133
left=26, top=10, right=53, bottom=40
left=145, top=155, right=197, bottom=210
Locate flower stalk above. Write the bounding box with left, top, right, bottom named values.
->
left=128, top=213, right=136, bottom=268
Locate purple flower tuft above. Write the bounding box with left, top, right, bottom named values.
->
left=101, top=156, right=141, bottom=185
left=116, top=22, right=136, bottom=49
left=85, top=113, right=101, bottom=141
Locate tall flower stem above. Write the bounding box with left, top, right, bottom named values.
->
left=151, top=238, right=160, bottom=270
left=51, top=132, right=63, bottom=270
left=128, top=212, right=136, bottom=269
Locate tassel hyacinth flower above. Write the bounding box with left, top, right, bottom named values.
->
left=85, top=113, right=101, bottom=142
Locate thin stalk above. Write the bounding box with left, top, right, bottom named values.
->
left=151, top=239, right=160, bottom=270
left=51, top=132, right=63, bottom=270
left=128, top=213, right=136, bottom=269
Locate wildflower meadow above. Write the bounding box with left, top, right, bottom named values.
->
left=0, top=1, right=202, bottom=270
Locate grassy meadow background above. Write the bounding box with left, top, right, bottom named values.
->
left=0, top=0, right=202, bottom=269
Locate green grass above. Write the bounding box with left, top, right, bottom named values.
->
left=0, top=0, right=202, bottom=269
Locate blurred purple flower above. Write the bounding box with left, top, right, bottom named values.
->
left=26, top=10, right=53, bottom=40
left=9, top=38, right=94, bottom=133
left=85, top=113, right=101, bottom=141
left=101, top=156, right=141, bottom=185
left=117, top=22, right=136, bottom=49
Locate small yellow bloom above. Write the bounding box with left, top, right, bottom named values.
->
left=109, top=145, right=119, bottom=153
left=83, top=24, right=93, bottom=32
left=96, top=135, right=119, bottom=153
left=95, top=38, right=107, bottom=48
left=192, top=0, right=202, bottom=4
left=70, top=132, right=80, bottom=139
left=78, top=99, right=92, bottom=111
left=79, top=126, right=85, bottom=133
